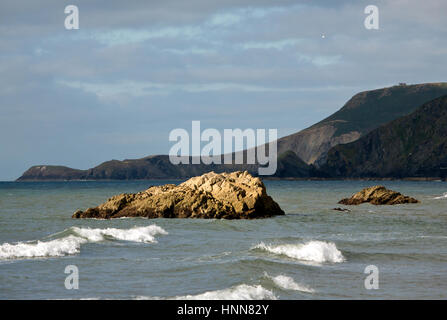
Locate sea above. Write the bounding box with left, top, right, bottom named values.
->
left=0, top=180, right=446, bottom=300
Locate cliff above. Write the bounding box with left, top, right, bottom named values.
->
left=323, top=95, right=447, bottom=178
left=276, top=82, right=447, bottom=166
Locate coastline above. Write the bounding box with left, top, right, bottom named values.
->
left=11, top=176, right=446, bottom=182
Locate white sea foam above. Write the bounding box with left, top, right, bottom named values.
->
left=137, top=284, right=277, bottom=300
left=0, top=235, right=86, bottom=259
left=0, top=225, right=168, bottom=260
left=253, top=241, right=345, bottom=263
left=174, top=285, right=277, bottom=300
left=433, top=192, right=447, bottom=199
left=71, top=225, right=168, bottom=243
left=265, top=273, right=314, bottom=293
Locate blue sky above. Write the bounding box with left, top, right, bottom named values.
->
left=0, top=0, right=446, bottom=180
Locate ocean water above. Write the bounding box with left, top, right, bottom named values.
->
left=0, top=180, right=446, bottom=300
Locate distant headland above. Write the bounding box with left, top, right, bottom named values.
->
left=17, top=83, right=447, bottom=181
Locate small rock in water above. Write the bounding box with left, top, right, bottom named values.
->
left=72, top=171, right=284, bottom=219
left=338, top=185, right=419, bottom=205
left=332, top=207, right=351, bottom=212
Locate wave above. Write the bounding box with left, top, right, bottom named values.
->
left=0, top=225, right=167, bottom=260
left=0, top=235, right=86, bottom=259
left=70, top=225, right=168, bottom=243
left=253, top=240, right=345, bottom=263
left=433, top=192, right=447, bottom=199
left=174, top=284, right=277, bottom=300
left=264, top=273, right=314, bottom=293
left=137, top=284, right=277, bottom=300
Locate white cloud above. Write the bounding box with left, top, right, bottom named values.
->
left=57, top=79, right=353, bottom=101
left=163, top=47, right=216, bottom=55
left=241, top=38, right=302, bottom=50
left=79, top=26, right=203, bottom=46
left=70, top=5, right=293, bottom=46
left=208, top=12, right=243, bottom=27
left=298, top=54, right=342, bottom=67
left=207, top=6, right=287, bottom=27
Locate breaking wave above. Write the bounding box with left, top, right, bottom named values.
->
left=137, top=284, right=277, bottom=300
left=70, top=225, right=168, bottom=243
left=433, top=192, right=447, bottom=199
left=0, top=225, right=167, bottom=260
left=253, top=240, right=345, bottom=263
left=174, top=284, right=277, bottom=300
left=0, top=235, right=86, bottom=260
left=265, top=273, right=314, bottom=293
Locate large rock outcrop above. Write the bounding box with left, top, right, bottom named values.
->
left=72, top=171, right=284, bottom=219
left=338, top=186, right=419, bottom=205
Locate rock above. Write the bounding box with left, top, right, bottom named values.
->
left=338, top=185, right=419, bottom=205
left=72, top=171, right=284, bottom=219
left=332, top=207, right=351, bottom=212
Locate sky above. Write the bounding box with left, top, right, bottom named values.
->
left=0, top=0, right=446, bottom=180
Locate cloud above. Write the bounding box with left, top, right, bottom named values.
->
left=163, top=47, right=216, bottom=55
left=78, top=26, right=203, bottom=46
left=58, top=79, right=345, bottom=101
left=241, top=38, right=302, bottom=50
left=298, top=54, right=342, bottom=67
left=68, top=5, right=290, bottom=47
